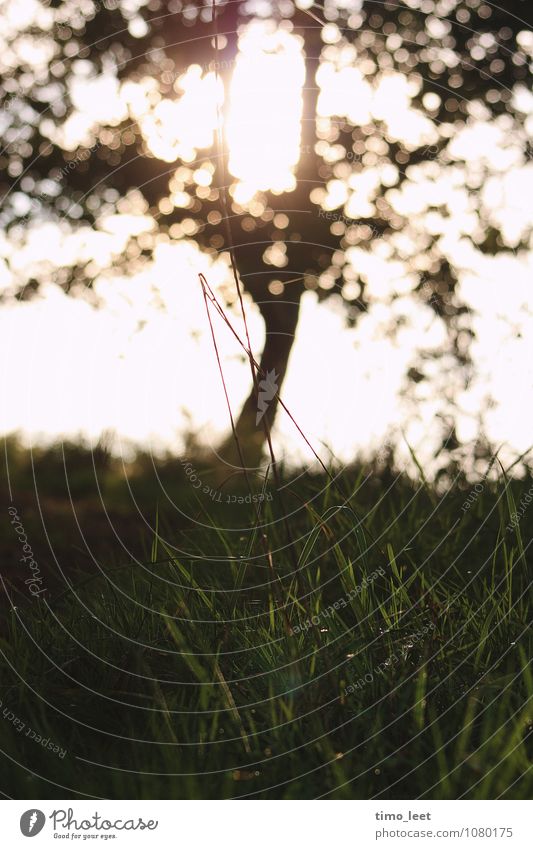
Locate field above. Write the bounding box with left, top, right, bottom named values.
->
left=1, top=443, right=532, bottom=799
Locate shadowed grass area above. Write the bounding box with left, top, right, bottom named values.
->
left=1, top=445, right=532, bottom=799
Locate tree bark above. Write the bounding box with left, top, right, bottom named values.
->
left=218, top=292, right=302, bottom=472
left=215, top=5, right=322, bottom=473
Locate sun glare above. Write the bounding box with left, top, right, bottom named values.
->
left=130, top=21, right=305, bottom=199
left=226, top=21, right=305, bottom=203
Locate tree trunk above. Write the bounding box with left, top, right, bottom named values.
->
left=218, top=293, right=302, bottom=473
left=214, top=5, right=321, bottom=475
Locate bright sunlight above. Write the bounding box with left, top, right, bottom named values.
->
left=226, top=20, right=305, bottom=202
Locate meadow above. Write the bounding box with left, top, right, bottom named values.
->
left=1, top=444, right=531, bottom=799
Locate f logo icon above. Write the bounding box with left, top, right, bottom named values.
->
left=20, top=810, right=46, bottom=837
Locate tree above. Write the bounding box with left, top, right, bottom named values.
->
left=1, top=0, right=531, bottom=468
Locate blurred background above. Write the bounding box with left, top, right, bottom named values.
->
left=1, top=0, right=532, bottom=483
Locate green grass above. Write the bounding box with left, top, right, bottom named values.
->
left=1, top=461, right=531, bottom=799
